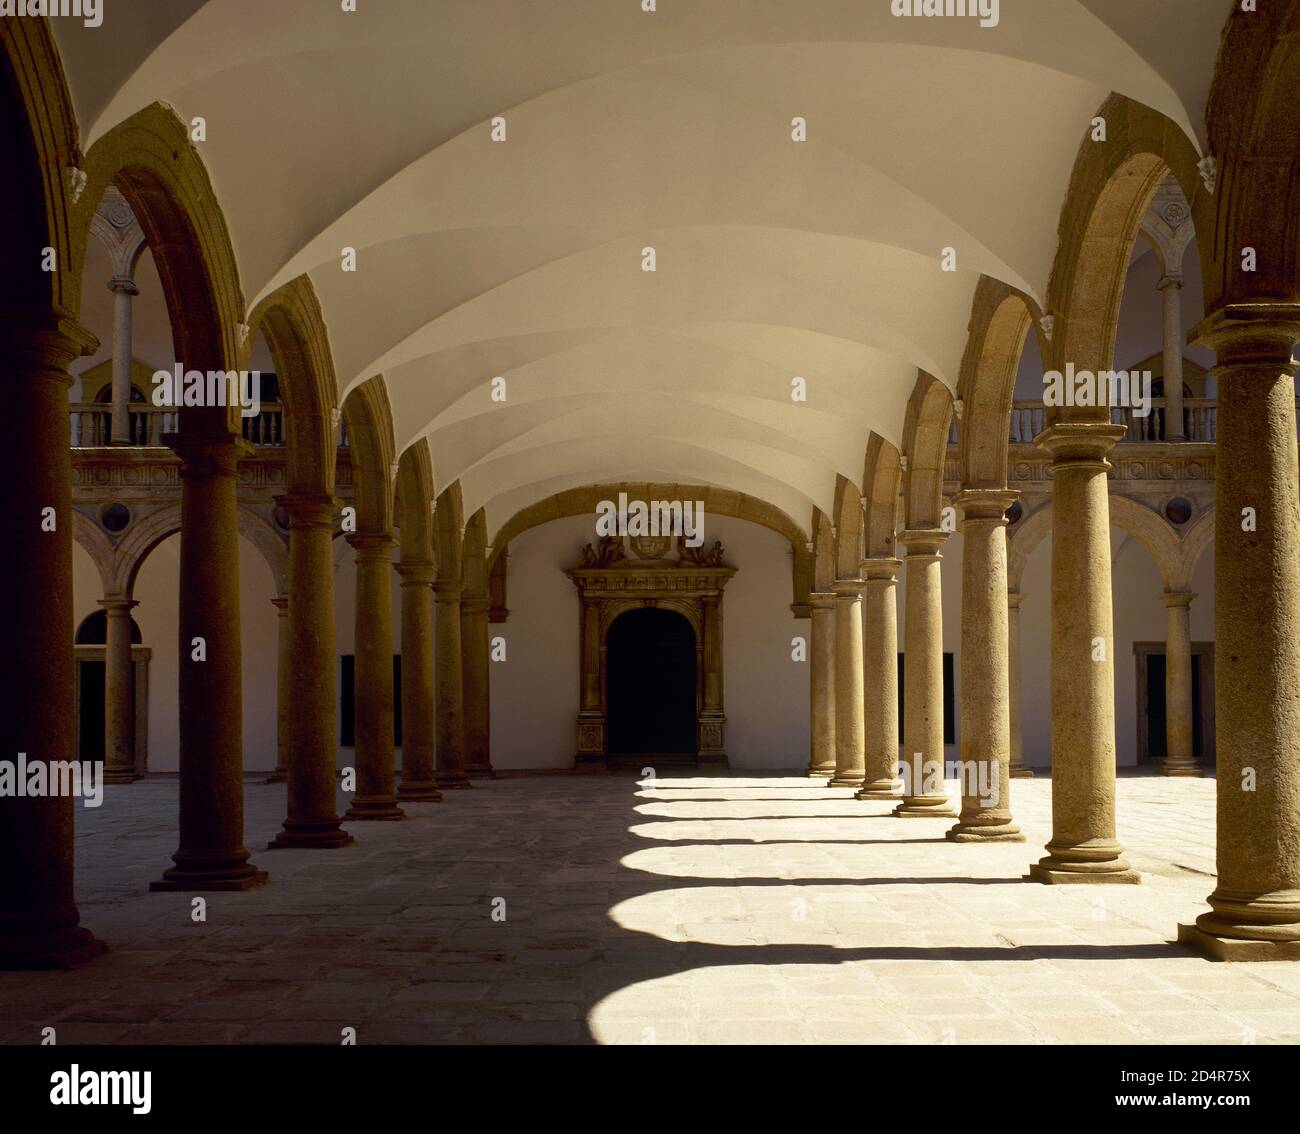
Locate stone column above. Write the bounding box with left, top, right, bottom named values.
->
left=948, top=491, right=1022, bottom=842
left=153, top=433, right=268, bottom=890
left=1161, top=591, right=1200, bottom=777
left=397, top=559, right=442, bottom=800
left=1007, top=592, right=1033, bottom=778
left=100, top=598, right=140, bottom=784
left=894, top=530, right=956, bottom=817
left=576, top=595, right=604, bottom=762
left=1180, top=307, right=1300, bottom=958
left=1029, top=423, right=1138, bottom=884
left=344, top=533, right=404, bottom=820
left=435, top=580, right=472, bottom=788
left=806, top=593, right=837, bottom=777
left=0, top=317, right=108, bottom=967
left=107, top=277, right=138, bottom=445
left=857, top=558, right=903, bottom=799
left=270, top=494, right=352, bottom=848
left=829, top=579, right=865, bottom=787
left=699, top=593, right=727, bottom=761
left=462, top=596, right=494, bottom=778
left=265, top=596, right=289, bottom=784
left=1158, top=274, right=1185, bottom=441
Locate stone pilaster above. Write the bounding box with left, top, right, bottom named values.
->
left=397, top=559, right=442, bottom=800
left=107, top=277, right=138, bottom=445
left=100, top=598, right=141, bottom=784
left=948, top=491, right=1022, bottom=842
left=0, top=316, right=108, bottom=967
left=829, top=579, right=866, bottom=788
left=344, top=533, right=404, bottom=820
left=806, top=593, right=837, bottom=777
left=698, top=593, right=727, bottom=763
left=1180, top=306, right=1300, bottom=958
left=435, top=580, right=472, bottom=788
left=1161, top=591, right=1200, bottom=778
left=894, top=530, right=956, bottom=818
left=264, top=595, right=289, bottom=784
left=270, top=494, right=352, bottom=847
left=153, top=432, right=269, bottom=890
left=1007, top=592, right=1033, bottom=778
left=1029, top=422, right=1138, bottom=884
left=461, top=596, right=494, bottom=778
left=857, top=559, right=903, bottom=799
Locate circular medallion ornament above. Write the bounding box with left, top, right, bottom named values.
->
left=630, top=534, right=672, bottom=561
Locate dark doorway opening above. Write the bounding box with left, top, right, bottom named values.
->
left=606, top=608, right=697, bottom=755
left=74, top=610, right=143, bottom=764
left=1143, top=652, right=1204, bottom=762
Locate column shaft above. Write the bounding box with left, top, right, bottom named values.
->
left=270, top=495, right=352, bottom=847
left=0, top=319, right=107, bottom=967
left=1007, top=593, right=1033, bottom=778
left=398, top=560, right=442, bottom=800
left=895, top=531, right=956, bottom=817
left=101, top=599, right=140, bottom=784
left=1161, top=592, right=1200, bottom=777
left=153, top=433, right=268, bottom=890
left=462, top=597, right=493, bottom=778
left=1030, top=423, right=1137, bottom=883
left=265, top=596, right=289, bottom=783
left=435, top=581, right=471, bottom=788
left=948, top=492, right=1022, bottom=842
left=108, top=278, right=138, bottom=445
left=345, top=535, right=404, bottom=820
left=806, top=593, right=837, bottom=777
left=1159, top=276, right=1186, bottom=441
left=857, top=560, right=903, bottom=799
left=829, top=580, right=865, bottom=787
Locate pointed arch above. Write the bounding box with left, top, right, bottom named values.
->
left=861, top=433, right=903, bottom=560
left=901, top=373, right=953, bottom=529
left=832, top=474, right=864, bottom=580
left=341, top=376, right=397, bottom=535
left=396, top=438, right=435, bottom=565
left=811, top=508, right=836, bottom=593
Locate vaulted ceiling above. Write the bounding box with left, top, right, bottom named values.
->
left=53, top=0, right=1229, bottom=539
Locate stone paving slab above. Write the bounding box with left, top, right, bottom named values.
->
left=1, top=771, right=1298, bottom=1045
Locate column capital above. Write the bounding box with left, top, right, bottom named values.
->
left=433, top=579, right=465, bottom=601
left=1156, top=273, right=1184, bottom=293
left=831, top=577, right=865, bottom=597
left=0, top=311, right=99, bottom=375
left=898, top=528, right=949, bottom=558
left=1035, top=421, right=1127, bottom=464
left=346, top=531, right=397, bottom=561
left=275, top=492, right=339, bottom=530
left=107, top=277, right=140, bottom=298
left=861, top=556, right=902, bottom=582
left=97, top=597, right=138, bottom=615
left=167, top=431, right=254, bottom=476
left=1189, top=304, right=1300, bottom=363
left=395, top=558, right=436, bottom=586
left=808, top=591, right=838, bottom=610
left=1160, top=590, right=1196, bottom=609
left=270, top=595, right=289, bottom=613
left=461, top=596, right=491, bottom=615
left=954, top=487, right=1019, bottom=523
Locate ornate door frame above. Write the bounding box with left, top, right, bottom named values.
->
left=567, top=546, right=735, bottom=766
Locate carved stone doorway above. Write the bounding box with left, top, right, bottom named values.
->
left=567, top=536, right=735, bottom=767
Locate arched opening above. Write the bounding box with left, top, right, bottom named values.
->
left=73, top=609, right=144, bottom=767
left=605, top=608, right=697, bottom=759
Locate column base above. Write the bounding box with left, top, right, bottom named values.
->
left=1010, top=767, right=1035, bottom=779
left=435, top=771, right=474, bottom=789
left=263, top=770, right=288, bottom=784
left=1177, top=923, right=1300, bottom=961
left=1028, top=861, right=1140, bottom=885
left=102, top=769, right=142, bottom=785
left=828, top=772, right=865, bottom=788
left=0, top=926, right=108, bottom=971
left=465, top=766, right=496, bottom=779
left=344, top=796, right=406, bottom=820
left=805, top=762, right=835, bottom=778
left=893, top=798, right=958, bottom=819
left=268, top=819, right=354, bottom=849
left=947, top=821, right=1024, bottom=843
left=397, top=780, right=444, bottom=801
left=151, top=863, right=269, bottom=892
left=856, top=778, right=902, bottom=800
left=1161, top=759, right=1203, bottom=777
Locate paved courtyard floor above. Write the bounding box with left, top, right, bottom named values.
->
left=3, top=770, right=1300, bottom=1045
